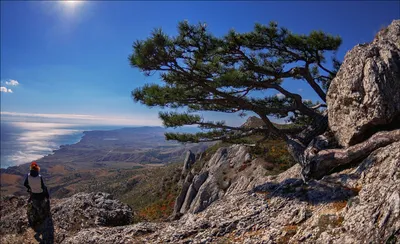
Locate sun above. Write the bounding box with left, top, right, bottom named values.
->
left=61, top=1, right=83, bottom=6
left=59, top=0, right=84, bottom=14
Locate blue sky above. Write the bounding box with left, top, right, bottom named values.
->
left=1, top=1, right=399, bottom=126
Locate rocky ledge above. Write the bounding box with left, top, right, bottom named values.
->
left=0, top=192, right=133, bottom=244
left=26, top=141, right=397, bottom=243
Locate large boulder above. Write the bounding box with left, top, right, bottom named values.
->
left=51, top=192, right=133, bottom=230
left=327, top=20, right=400, bottom=147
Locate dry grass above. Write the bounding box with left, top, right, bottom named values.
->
left=278, top=224, right=298, bottom=243
left=47, top=165, right=67, bottom=174
left=136, top=193, right=176, bottom=221
left=0, top=174, right=23, bottom=185
left=254, top=190, right=269, bottom=196
left=349, top=186, right=362, bottom=194
left=342, top=185, right=362, bottom=196
left=331, top=200, right=347, bottom=211
left=220, top=229, right=265, bottom=243
left=283, top=225, right=298, bottom=232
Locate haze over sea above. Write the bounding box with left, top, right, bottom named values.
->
left=0, top=121, right=122, bottom=168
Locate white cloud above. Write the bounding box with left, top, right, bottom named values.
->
left=303, top=99, right=312, bottom=103
left=0, top=87, right=13, bottom=93
left=275, top=93, right=285, bottom=99
left=5, top=79, right=19, bottom=86
left=1, top=111, right=98, bottom=120
left=0, top=111, right=162, bottom=126
left=298, top=88, right=303, bottom=93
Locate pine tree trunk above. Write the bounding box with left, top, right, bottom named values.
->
left=288, top=129, right=400, bottom=182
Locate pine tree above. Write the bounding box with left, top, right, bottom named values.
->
left=129, top=21, right=344, bottom=181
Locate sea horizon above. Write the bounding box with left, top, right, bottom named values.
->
left=0, top=121, right=201, bottom=169
left=0, top=121, right=129, bottom=169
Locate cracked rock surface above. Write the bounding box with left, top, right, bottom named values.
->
left=327, top=20, right=400, bottom=147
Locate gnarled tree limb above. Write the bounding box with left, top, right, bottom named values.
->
left=302, top=129, right=400, bottom=181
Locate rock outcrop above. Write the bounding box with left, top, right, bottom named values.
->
left=172, top=144, right=276, bottom=218
left=182, top=150, right=196, bottom=176
left=241, top=116, right=265, bottom=128
left=172, top=150, right=196, bottom=218
left=51, top=192, right=133, bottom=229
left=151, top=141, right=398, bottom=243
left=327, top=20, right=400, bottom=147
left=0, top=192, right=133, bottom=244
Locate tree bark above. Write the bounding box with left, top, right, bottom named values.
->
left=295, top=114, right=328, bottom=146
left=301, top=129, right=400, bottom=181
left=284, top=114, right=329, bottom=176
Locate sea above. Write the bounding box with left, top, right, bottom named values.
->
left=0, top=121, right=123, bottom=169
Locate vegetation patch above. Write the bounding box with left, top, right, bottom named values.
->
left=331, top=200, right=347, bottom=211
left=386, top=231, right=399, bottom=244
left=120, top=162, right=183, bottom=222
left=248, top=137, right=296, bottom=175
left=136, top=193, right=176, bottom=222
left=349, top=186, right=362, bottom=195
left=278, top=224, right=298, bottom=243
left=316, top=214, right=344, bottom=238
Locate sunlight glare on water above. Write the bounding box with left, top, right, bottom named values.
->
left=0, top=122, right=83, bottom=168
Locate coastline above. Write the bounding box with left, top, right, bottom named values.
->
left=0, top=132, right=85, bottom=171
left=0, top=123, right=137, bottom=170
left=1, top=126, right=205, bottom=174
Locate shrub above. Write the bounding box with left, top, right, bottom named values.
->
left=136, top=193, right=176, bottom=222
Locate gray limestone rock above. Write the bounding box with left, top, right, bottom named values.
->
left=1, top=192, right=133, bottom=244
left=182, top=150, right=196, bottom=175
left=327, top=20, right=400, bottom=147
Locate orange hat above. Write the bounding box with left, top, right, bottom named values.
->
left=30, top=161, right=40, bottom=171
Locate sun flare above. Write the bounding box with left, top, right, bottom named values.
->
left=59, top=0, right=84, bottom=16
left=61, top=0, right=83, bottom=6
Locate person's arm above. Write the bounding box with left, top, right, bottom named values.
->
left=24, top=174, right=31, bottom=192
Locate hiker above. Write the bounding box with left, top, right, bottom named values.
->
left=24, top=161, right=50, bottom=229
left=24, top=162, right=50, bottom=200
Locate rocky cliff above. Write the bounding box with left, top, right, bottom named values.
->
left=1, top=20, right=399, bottom=244
left=95, top=142, right=397, bottom=243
